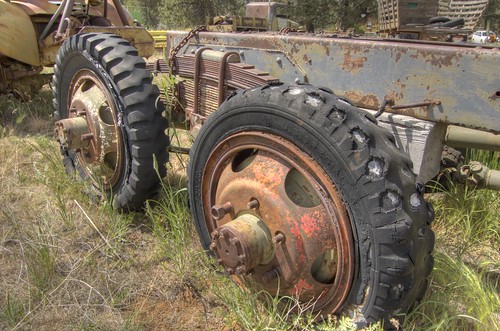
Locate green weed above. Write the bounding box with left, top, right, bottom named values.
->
left=0, top=90, right=53, bottom=137
left=25, top=238, right=56, bottom=300
left=0, top=293, right=26, bottom=328
left=403, top=251, right=499, bottom=330
left=146, top=182, right=193, bottom=278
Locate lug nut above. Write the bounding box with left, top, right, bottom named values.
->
left=209, top=243, right=217, bottom=251
left=219, top=228, right=228, bottom=238
left=211, top=202, right=233, bottom=220
left=81, top=133, right=94, bottom=141
left=237, top=254, right=246, bottom=263
left=235, top=266, right=246, bottom=275
left=247, top=199, right=260, bottom=209
left=226, top=267, right=234, bottom=275
left=273, top=233, right=285, bottom=244
left=262, top=268, right=279, bottom=282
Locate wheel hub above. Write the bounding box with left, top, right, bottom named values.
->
left=210, top=213, right=275, bottom=275
left=202, top=131, right=355, bottom=312
left=55, top=70, right=123, bottom=188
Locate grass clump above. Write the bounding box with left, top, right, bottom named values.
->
left=404, top=150, right=500, bottom=330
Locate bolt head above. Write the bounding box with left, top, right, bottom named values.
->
left=237, top=254, right=246, bottom=263
left=235, top=266, right=246, bottom=275
left=219, top=228, right=227, bottom=238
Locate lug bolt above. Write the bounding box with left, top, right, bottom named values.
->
left=81, top=133, right=94, bottom=141
left=262, top=268, right=279, bottom=282
left=235, top=266, right=246, bottom=275
left=212, top=230, right=220, bottom=239
left=237, top=254, right=246, bottom=263
left=211, top=202, right=233, bottom=220
left=219, top=228, right=228, bottom=238
left=226, top=267, right=234, bottom=275
left=209, top=243, right=217, bottom=251
left=273, top=232, right=285, bottom=244
left=247, top=199, right=260, bottom=209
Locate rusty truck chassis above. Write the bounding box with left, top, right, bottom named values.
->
left=163, top=30, right=499, bottom=188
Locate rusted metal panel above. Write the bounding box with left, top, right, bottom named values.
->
left=0, top=0, right=40, bottom=66
left=166, top=31, right=500, bottom=133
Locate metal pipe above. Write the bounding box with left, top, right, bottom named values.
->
left=460, top=161, right=500, bottom=191
left=56, top=0, right=75, bottom=40
left=39, top=0, right=68, bottom=42
left=112, top=0, right=130, bottom=26
left=446, top=125, right=500, bottom=151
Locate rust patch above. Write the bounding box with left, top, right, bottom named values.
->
left=299, top=211, right=322, bottom=237
left=201, top=130, right=355, bottom=315
left=342, top=51, right=367, bottom=73
left=344, top=91, right=380, bottom=109
left=294, top=278, right=314, bottom=294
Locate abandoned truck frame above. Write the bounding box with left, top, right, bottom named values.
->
left=4, top=0, right=498, bottom=326
left=157, top=30, right=499, bottom=325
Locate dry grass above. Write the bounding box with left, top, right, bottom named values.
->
left=1, top=84, right=498, bottom=331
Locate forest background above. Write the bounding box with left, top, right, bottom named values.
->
left=123, top=0, right=500, bottom=33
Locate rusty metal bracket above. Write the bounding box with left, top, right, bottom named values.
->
left=193, top=47, right=212, bottom=117
left=390, top=99, right=442, bottom=110
left=459, top=161, right=500, bottom=191
left=375, top=98, right=441, bottom=118
left=218, top=51, right=239, bottom=106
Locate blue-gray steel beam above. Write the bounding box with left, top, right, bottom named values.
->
left=166, top=31, right=500, bottom=133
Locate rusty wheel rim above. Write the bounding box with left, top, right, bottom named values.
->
left=202, top=131, right=355, bottom=313
left=67, top=69, right=124, bottom=190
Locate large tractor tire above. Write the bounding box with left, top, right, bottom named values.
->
left=188, top=83, right=434, bottom=324
left=53, top=33, right=168, bottom=210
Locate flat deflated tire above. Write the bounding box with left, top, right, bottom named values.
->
left=188, top=83, right=434, bottom=325
left=53, top=33, right=169, bottom=210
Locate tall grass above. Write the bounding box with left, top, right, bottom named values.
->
left=1, top=86, right=498, bottom=330
left=404, top=150, right=500, bottom=330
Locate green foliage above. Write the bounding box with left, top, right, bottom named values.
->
left=123, top=0, right=377, bottom=30
left=146, top=174, right=194, bottom=278
left=403, top=251, right=499, bottom=330
left=0, top=90, right=53, bottom=137
left=125, top=0, right=246, bottom=28
left=26, top=239, right=56, bottom=299
left=0, top=294, right=26, bottom=328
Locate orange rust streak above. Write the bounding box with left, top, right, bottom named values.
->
left=299, top=211, right=322, bottom=238
left=294, top=279, right=314, bottom=294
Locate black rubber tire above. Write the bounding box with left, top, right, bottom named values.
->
left=52, top=33, right=169, bottom=210
left=188, top=83, right=434, bottom=324
left=440, top=18, right=465, bottom=28
left=429, top=16, right=450, bottom=24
